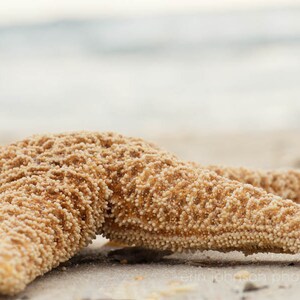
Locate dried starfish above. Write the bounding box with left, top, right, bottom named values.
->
left=1, top=132, right=300, bottom=295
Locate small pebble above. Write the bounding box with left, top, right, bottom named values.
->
left=243, top=281, right=268, bottom=292
left=134, top=276, right=144, bottom=281
left=234, top=270, right=251, bottom=280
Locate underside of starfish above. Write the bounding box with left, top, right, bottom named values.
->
left=0, top=131, right=300, bottom=295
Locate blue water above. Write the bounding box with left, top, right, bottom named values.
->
left=0, top=7, right=300, bottom=138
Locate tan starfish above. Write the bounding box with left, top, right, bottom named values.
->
left=0, top=131, right=300, bottom=295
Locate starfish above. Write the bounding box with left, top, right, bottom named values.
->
left=0, top=131, right=300, bottom=295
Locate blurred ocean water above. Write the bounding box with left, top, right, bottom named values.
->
left=0, top=7, right=300, bottom=139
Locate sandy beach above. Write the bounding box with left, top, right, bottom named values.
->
left=1, top=1, right=300, bottom=298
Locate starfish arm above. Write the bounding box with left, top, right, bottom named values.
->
left=204, top=165, right=300, bottom=203
left=0, top=133, right=111, bottom=294
left=100, top=140, right=300, bottom=255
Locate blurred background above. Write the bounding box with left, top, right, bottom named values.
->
left=1, top=0, right=300, bottom=168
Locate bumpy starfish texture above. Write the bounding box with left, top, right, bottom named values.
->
left=0, top=132, right=300, bottom=295
left=205, top=165, right=300, bottom=203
